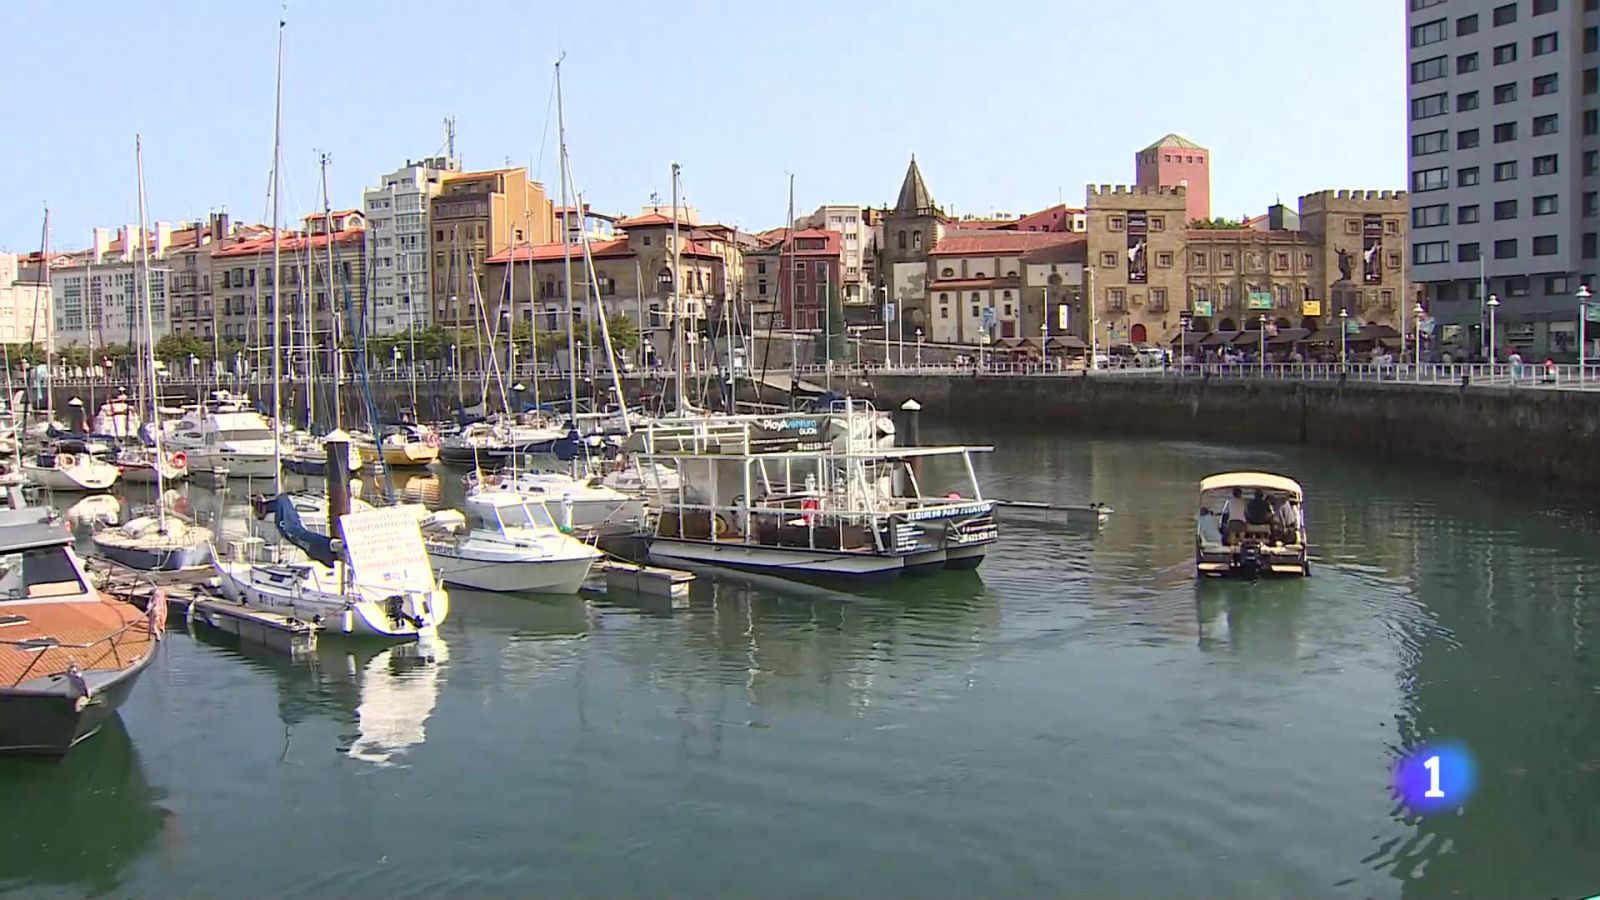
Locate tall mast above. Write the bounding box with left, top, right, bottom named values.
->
left=556, top=58, right=579, bottom=427
left=321, top=151, right=341, bottom=429
left=671, top=163, right=684, bottom=411
left=269, top=13, right=285, bottom=481
left=135, top=135, right=168, bottom=532
left=525, top=211, right=541, bottom=411
left=786, top=174, right=795, bottom=401
left=40, top=209, right=52, bottom=427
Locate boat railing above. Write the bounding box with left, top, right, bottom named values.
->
left=653, top=494, right=993, bottom=552
left=0, top=603, right=155, bottom=687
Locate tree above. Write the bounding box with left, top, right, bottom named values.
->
left=1191, top=216, right=1246, bottom=229
left=58, top=342, right=91, bottom=368
left=588, top=313, right=639, bottom=355
left=814, top=283, right=847, bottom=363
left=154, top=333, right=211, bottom=364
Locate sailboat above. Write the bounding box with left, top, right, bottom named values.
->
left=91, top=135, right=214, bottom=571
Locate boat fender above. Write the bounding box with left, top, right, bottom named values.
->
left=801, top=497, right=820, bottom=525
left=341, top=608, right=354, bottom=634
left=425, top=433, right=440, bottom=448
left=714, top=514, right=731, bottom=538
left=171, top=451, right=187, bottom=467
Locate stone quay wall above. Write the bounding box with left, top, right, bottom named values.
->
left=866, top=374, right=1600, bottom=488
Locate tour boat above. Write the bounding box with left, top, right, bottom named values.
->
left=22, top=441, right=120, bottom=492
left=422, top=491, right=601, bottom=593
left=165, top=408, right=279, bottom=478
left=214, top=497, right=449, bottom=640
left=357, top=423, right=441, bottom=469
left=464, top=468, right=645, bottom=529
left=1194, top=472, right=1310, bottom=578
left=0, top=502, right=162, bottom=756
left=626, top=400, right=998, bottom=581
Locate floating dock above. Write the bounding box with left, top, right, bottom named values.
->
left=994, top=500, right=1115, bottom=530
left=596, top=559, right=695, bottom=609
left=88, top=560, right=320, bottom=656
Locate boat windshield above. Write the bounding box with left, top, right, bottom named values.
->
left=0, top=546, right=88, bottom=600
left=220, top=428, right=275, bottom=441
left=496, top=501, right=557, bottom=531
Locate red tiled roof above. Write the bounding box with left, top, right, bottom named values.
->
left=616, top=212, right=693, bottom=228
left=212, top=228, right=365, bottom=258
left=930, top=277, right=1023, bottom=290
left=486, top=238, right=634, bottom=264
left=929, top=232, right=1082, bottom=256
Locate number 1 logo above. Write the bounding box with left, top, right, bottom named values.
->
left=1423, top=754, right=1445, bottom=798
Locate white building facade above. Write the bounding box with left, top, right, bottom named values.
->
left=50, top=225, right=173, bottom=351
left=363, top=155, right=459, bottom=335
left=0, top=253, right=51, bottom=348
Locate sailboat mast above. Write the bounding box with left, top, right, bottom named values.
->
left=555, top=59, right=579, bottom=429
left=786, top=174, right=795, bottom=402
left=135, top=135, right=169, bottom=532
left=40, top=209, right=52, bottom=428
left=321, top=152, right=341, bottom=430
left=671, top=163, right=684, bottom=411
left=269, top=14, right=285, bottom=481
left=525, top=211, right=540, bottom=410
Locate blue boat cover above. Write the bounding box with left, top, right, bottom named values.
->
left=270, top=493, right=337, bottom=567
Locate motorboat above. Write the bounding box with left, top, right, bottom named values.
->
left=93, top=393, right=143, bottom=441
left=0, top=500, right=161, bottom=756
left=422, top=491, right=600, bottom=593
left=115, top=445, right=188, bottom=484
left=465, top=468, right=645, bottom=530
left=438, top=417, right=566, bottom=464
left=22, top=441, right=120, bottom=492
left=214, top=498, right=450, bottom=640
left=599, top=458, right=681, bottom=495
left=625, top=400, right=997, bottom=581
left=165, top=408, right=279, bottom=478
left=357, top=423, right=441, bottom=469
left=282, top=434, right=364, bottom=477
left=91, top=513, right=214, bottom=571
left=63, top=494, right=120, bottom=527
left=1194, top=472, right=1309, bottom=578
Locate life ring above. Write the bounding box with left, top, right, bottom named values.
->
left=58, top=453, right=76, bottom=468
left=424, top=433, right=440, bottom=448
left=800, top=496, right=820, bottom=525
left=171, top=451, right=187, bottom=468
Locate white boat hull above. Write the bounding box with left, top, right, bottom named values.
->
left=647, top=538, right=907, bottom=579
left=23, top=462, right=119, bottom=492
left=425, top=549, right=596, bottom=594
left=184, top=450, right=278, bottom=478
left=211, top=560, right=450, bottom=639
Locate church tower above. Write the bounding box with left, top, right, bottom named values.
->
left=877, top=155, right=946, bottom=336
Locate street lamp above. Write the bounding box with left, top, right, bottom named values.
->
left=392, top=344, right=402, bottom=376
left=1412, top=302, right=1426, bottom=370
left=915, top=327, right=924, bottom=367
left=188, top=352, right=198, bottom=380
left=1039, top=319, right=1048, bottom=370
left=448, top=343, right=457, bottom=374
left=1578, top=285, right=1593, bottom=379
left=1486, top=294, right=1500, bottom=363
left=1338, top=308, right=1349, bottom=366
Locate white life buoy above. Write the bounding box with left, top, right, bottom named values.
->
left=58, top=453, right=76, bottom=468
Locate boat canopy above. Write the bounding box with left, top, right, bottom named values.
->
left=268, top=493, right=337, bottom=567
left=1199, top=472, right=1303, bottom=498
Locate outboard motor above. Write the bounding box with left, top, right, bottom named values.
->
left=1238, top=540, right=1264, bottom=578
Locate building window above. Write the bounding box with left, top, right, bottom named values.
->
left=1493, top=2, right=1518, bottom=25
left=1535, top=0, right=1558, bottom=13
left=1108, top=288, right=1125, bottom=309
left=1414, top=167, right=1449, bottom=193
left=1101, top=251, right=1118, bottom=267
left=1493, top=121, right=1517, bottom=142
left=1534, top=195, right=1558, bottom=215
left=1457, top=128, right=1481, bottom=150
left=1458, top=204, right=1481, bottom=224
left=1414, top=242, right=1448, bottom=265
left=1303, top=253, right=1314, bottom=268
left=1412, top=18, right=1447, bottom=46
left=1534, top=33, right=1558, bottom=55
left=1109, top=216, right=1124, bottom=231
left=1495, top=238, right=1519, bottom=259
left=1534, top=114, right=1559, bottom=136
left=1493, top=43, right=1517, bottom=65
left=912, top=230, right=922, bottom=250
left=1548, top=275, right=1571, bottom=294
left=1494, top=199, right=1519, bottom=220
left=1587, top=69, right=1600, bottom=94
left=1191, top=251, right=1207, bottom=269
left=1274, top=252, right=1289, bottom=269
left=1585, top=192, right=1598, bottom=217
left=1150, top=216, right=1164, bottom=231
left=1157, top=251, right=1173, bottom=267
left=1588, top=26, right=1599, bottom=52
left=1412, top=130, right=1448, bottom=155
left=1220, top=252, right=1235, bottom=269
left=1587, top=150, right=1599, bottom=175
left=1457, top=91, right=1480, bottom=112
left=1151, top=288, right=1167, bottom=310
left=1534, top=154, right=1559, bottom=175
left=1413, top=94, right=1448, bottom=119
left=1494, top=83, right=1518, bottom=105
left=1458, top=242, right=1481, bottom=262
left=1587, top=110, right=1599, bottom=136
left=1494, top=160, right=1518, bottom=181
left=1457, top=52, right=1480, bottom=74
left=1413, top=204, right=1448, bottom=228
left=1458, top=13, right=1479, bottom=35
left=1411, top=56, right=1447, bottom=83
left=1534, top=73, right=1559, bottom=96
left=897, top=231, right=906, bottom=250
left=1533, top=235, right=1559, bottom=255
left=1585, top=232, right=1598, bottom=259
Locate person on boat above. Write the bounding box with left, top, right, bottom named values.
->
left=1245, top=489, right=1273, bottom=529
left=1222, top=488, right=1247, bottom=543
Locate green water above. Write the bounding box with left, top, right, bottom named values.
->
left=3, top=427, right=1599, bottom=898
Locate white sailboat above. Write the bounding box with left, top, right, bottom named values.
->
left=23, top=440, right=119, bottom=492
left=91, top=135, right=214, bottom=571
left=423, top=491, right=599, bottom=593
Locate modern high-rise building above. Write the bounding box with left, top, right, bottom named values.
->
left=363, top=156, right=459, bottom=336
left=1406, top=0, right=1597, bottom=359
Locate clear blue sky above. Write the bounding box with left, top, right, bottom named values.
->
left=2, top=0, right=1404, bottom=252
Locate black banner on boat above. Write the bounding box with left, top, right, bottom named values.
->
left=750, top=416, right=828, bottom=454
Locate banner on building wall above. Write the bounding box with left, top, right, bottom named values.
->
left=1302, top=299, right=1323, bottom=317
left=1057, top=304, right=1070, bottom=331
left=1127, top=211, right=1148, bottom=284
left=1362, top=213, right=1383, bottom=285
left=1192, top=299, right=1214, bottom=318
left=1247, top=291, right=1274, bottom=311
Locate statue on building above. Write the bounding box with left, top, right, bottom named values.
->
left=1336, top=248, right=1353, bottom=282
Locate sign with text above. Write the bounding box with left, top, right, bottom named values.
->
left=340, top=508, right=436, bottom=594
left=1057, top=303, right=1070, bottom=331
left=1302, top=299, right=1323, bottom=318
left=1247, top=291, right=1274, bottom=311
left=1191, top=299, right=1214, bottom=318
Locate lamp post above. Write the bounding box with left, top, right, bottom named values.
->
left=188, top=352, right=198, bottom=381
left=1040, top=319, right=1048, bottom=371
left=392, top=344, right=402, bottom=377
left=1413, top=302, right=1426, bottom=371
left=915, top=327, right=924, bottom=367
left=1486, top=294, right=1500, bottom=364
left=1578, top=284, right=1593, bottom=382
left=1179, top=314, right=1191, bottom=375
left=1338, top=308, right=1349, bottom=366
left=448, top=343, right=457, bottom=374
left=879, top=284, right=891, bottom=368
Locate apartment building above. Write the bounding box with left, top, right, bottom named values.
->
left=364, top=155, right=460, bottom=336
left=209, top=211, right=367, bottom=352
left=0, top=253, right=50, bottom=348
left=794, top=204, right=869, bottom=304
left=50, top=225, right=173, bottom=351
left=428, top=167, right=554, bottom=328
left=1406, top=0, right=1597, bottom=357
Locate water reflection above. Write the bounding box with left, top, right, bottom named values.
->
left=0, top=718, right=170, bottom=895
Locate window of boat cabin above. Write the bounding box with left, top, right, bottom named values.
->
left=0, top=546, right=87, bottom=600
left=496, top=502, right=557, bottom=531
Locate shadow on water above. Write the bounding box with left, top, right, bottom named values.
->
left=1194, top=577, right=1311, bottom=659
left=0, top=717, right=170, bottom=897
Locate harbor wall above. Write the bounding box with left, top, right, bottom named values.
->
left=866, top=374, right=1600, bottom=488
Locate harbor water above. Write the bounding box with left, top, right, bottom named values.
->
left=3, top=424, right=1599, bottom=898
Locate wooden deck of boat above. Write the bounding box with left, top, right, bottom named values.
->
left=0, top=593, right=155, bottom=687
left=88, top=560, right=320, bottom=656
